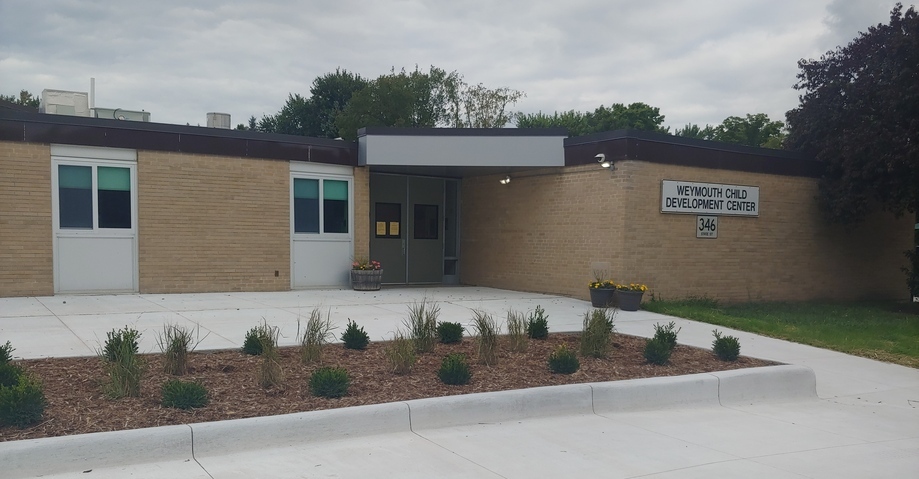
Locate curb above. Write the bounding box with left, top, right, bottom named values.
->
left=0, top=365, right=815, bottom=477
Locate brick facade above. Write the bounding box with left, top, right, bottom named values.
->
left=0, top=141, right=53, bottom=297
left=461, top=160, right=913, bottom=302
left=353, top=166, right=371, bottom=260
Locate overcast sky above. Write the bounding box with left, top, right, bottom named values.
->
left=0, top=0, right=901, bottom=131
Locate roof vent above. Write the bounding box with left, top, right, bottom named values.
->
left=207, top=112, right=231, bottom=129
left=41, top=89, right=90, bottom=117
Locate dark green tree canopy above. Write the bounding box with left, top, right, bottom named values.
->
left=786, top=3, right=919, bottom=223
left=0, top=90, right=40, bottom=108
left=674, top=113, right=785, bottom=148
left=515, top=102, right=668, bottom=136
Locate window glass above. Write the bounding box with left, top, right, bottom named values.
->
left=323, top=180, right=348, bottom=233
left=59, top=165, right=93, bottom=228
left=97, top=167, right=131, bottom=228
left=293, top=178, right=319, bottom=233
left=413, top=204, right=439, bottom=240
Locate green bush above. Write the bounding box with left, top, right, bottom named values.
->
left=384, top=332, right=416, bottom=375
left=643, top=337, right=672, bottom=365
left=712, top=330, right=741, bottom=361
left=548, top=344, right=580, bottom=374
left=0, top=374, right=45, bottom=428
left=309, top=366, right=350, bottom=398
left=580, top=308, right=615, bottom=358
left=652, top=321, right=681, bottom=351
left=341, top=320, right=370, bottom=350
left=471, top=310, right=499, bottom=366
left=161, top=379, right=208, bottom=409
left=437, top=321, right=464, bottom=344
left=438, top=353, right=472, bottom=385
left=0, top=341, right=14, bottom=364
left=102, top=327, right=144, bottom=398
left=242, top=323, right=274, bottom=356
left=405, top=299, right=439, bottom=353
left=102, top=326, right=140, bottom=362
left=526, top=305, right=550, bottom=339
left=0, top=363, right=23, bottom=388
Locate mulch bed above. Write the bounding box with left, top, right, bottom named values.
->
left=1, top=333, right=776, bottom=442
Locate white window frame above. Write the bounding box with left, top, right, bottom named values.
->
left=52, top=159, right=138, bottom=237
left=290, top=174, right=354, bottom=241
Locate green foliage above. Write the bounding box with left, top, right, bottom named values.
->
left=161, top=380, right=208, bottom=410
left=675, top=113, right=785, bottom=148
left=0, top=341, right=13, bottom=364
left=258, top=326, right=284, bottom=389
left=548, top=344, right=580, bottom=374
left=341, top=320, right=370, bottom=350
left=904, top=249, right=919, bottom=297
left=526, top=305, right=550, bottom=340
left=243, top=323, right=274, bottom=356
left=438, top=353, right=472, bottom=385
left=309, top=366, right=350, bottom=398
left=471, top=310, right=499, bottom=366
left=580, top=308, right=615, bottom=359
left=384, top=332, right=417, bottom=375
left=652, top=321, right=681, bottom=351
left=0, top=373, right=45, bottom=428
left=506, top=309, right=528, bottom=353
left=786, top=4, right=919, bottom=223
left=404, top=299, right=439, bottom=354
left=516, top=102, right=668, bottom=136
left=300, top=308, right=335, bottom=363
left=156, top=324, right=203, bottom=376
left=437, top=321, right=464, bottom=344
left=712, top=330, right=741, bottom=361
left=643, top=338, right=673, bottom=365
left=0, top=363, right=23, bottom=388
left=102, top=327, right=144, bottom=398
left=0, top=89, right=40, bottom=108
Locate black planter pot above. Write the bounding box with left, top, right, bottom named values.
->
left=616, top=290, right=643, bottom=311
left=589, top=288, right=616, bottom=308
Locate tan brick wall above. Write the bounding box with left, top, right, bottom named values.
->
left=462, top=161, right=913, bottom=302
left=353, top=166, right=370, bottom=260
left=137, top=151, right=290, bottom=293
left=0, top=141, right=53, bottom=297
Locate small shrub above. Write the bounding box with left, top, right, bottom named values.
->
left=0, top=363, right=23, bottom=388
left=300, top=308, right=335, bottom=363
left=258, top=326, right=284, bottom=389
left=437, top=321, right=464, bottom=344
left=341, top=320, right=370, bottom=350
left=471, top=310, right=499, bottom=366
left=548, top=344, right=579, bottom=374
left=0, top=374, right=45, bottom=428
left=156, top=324, right=204, bottom=376
left=526, top=305, right=549, bottom=339
left=384, top=331, right=416, bottom=375
left=652, top=321, right=681, bottom=351
left=101, top=327, right=144, bottom=398
left=438, top=353, right=472, bottom=385
left=161, top=379, right=208, bottom=409
left=242, top=323, right=273, bottom=356
left=506, top=310, right=528, bottom=353
left=712, top=330, right=741, bottom=361
left=404, top=299, right=439, bottom=353
left=0, top=341, right=14, bottom=364
left=643, top=337, right=672, bottom=365
left=580, top=308, right=615, bottom=358
left=309, top=366, right=350, bottom=398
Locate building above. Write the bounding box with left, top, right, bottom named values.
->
left=0, top=103, right=911, bottom=302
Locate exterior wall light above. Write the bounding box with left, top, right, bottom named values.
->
left=595, top=153, right=613, bottom=170
left=499, top=175, right=511, bottom=185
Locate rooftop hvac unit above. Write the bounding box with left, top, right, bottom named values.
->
left=41, top=89, right=90, bottom=117
left=92, top=107, right=151, bottom=122
left=207, top=112, right=231, bottom=129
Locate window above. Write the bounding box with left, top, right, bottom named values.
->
left=57, top=164, right=132, bottom=230
left=413, top=204, right=439, bottom=240
left=293, top=177, right=349, bottom=235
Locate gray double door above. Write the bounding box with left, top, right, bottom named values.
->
left=370, top=174, right=445, bottom=284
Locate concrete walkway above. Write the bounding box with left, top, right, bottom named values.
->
left=1, top=287, right=917, bottom=478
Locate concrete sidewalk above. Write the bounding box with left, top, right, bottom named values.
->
left=1, top=287, right=917, bottom=478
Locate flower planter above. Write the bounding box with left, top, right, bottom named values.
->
left=350, top=269, right=383, bottom=291
left=616, top=290, right=643, bottom=311
left=589, top=288, right=616, bottom=308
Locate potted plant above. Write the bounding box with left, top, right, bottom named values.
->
left=350, top=258, right=383, bottom=291
left=588, top=280, right=617, bottom=308
left=615, top=283, right=648, bottom=311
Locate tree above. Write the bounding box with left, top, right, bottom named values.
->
left=453, top=83, right=524, bottom=128
left=786, top=3, right=919, bottom=224
left=309, top=68, right=369, bottom=138
left=0, top=90, right=40, bottom=108
left=673, top=123, right=716, bottom=140
left=258, top=93, right=318, bottom=136
left=516, top=102, right=668, bottom=136
left=712, top=114, right=785, bottom=148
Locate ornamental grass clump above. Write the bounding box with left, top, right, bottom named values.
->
left=405, top=299, right=439, bottom=353
left=437, top=321, right=464, bottom=344
left=156, top=323, right=205, bottom=376
left=0, top=373, right=46, bottom=428
left=309, top=366, right=350, bottom=398
left=471, top=310, right=499, bottom=366
left=526, top=305, right=550, bottom=339
left=341, top=319, right=370, bottom=350
left=161, top=379, right=208, bottom=410
left=438, top=353, right=472, bottom=385
left=580, top=308, right=615, bottom=359
left=257, top=326, right=284, bottom=389
left=384, top=331, right=416, bottom=375
left=548, top=344, right=579, bottom=374
left=506, top=309, right=528, bottom=353
left=712, top=329, right=741, bottom=361
left=101, top=327, right=144, bottom=398
left=300, top=308, right=335, bottom=364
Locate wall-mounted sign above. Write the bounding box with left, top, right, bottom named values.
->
left=661, top=180, right=759, bottom=217
left=697, top=215, right=718, bottom=238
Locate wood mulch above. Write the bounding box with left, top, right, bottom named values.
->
left=1, top=333, right=776, bottom=442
